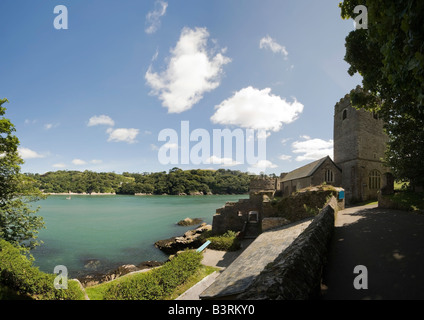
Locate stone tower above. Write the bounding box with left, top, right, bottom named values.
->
left=333, top=91, right=389, bottom=204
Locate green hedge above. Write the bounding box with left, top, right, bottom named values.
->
left=207, top=230, right=241, bottom=251
left=103, top=250, right=202, bottom=300
left=0, top=239, right=85, bottom=300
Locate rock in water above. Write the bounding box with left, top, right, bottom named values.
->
left=177, top=217, right=203, bottom=226
left=155, top=224, right=212, bottom=254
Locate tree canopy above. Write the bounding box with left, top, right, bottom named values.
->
left=339, top=0, right=424, bottom=188
left=0, top=99, right=45, bottom=249
left=29, top=168, right=252, bottom=196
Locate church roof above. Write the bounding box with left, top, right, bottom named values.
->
left=281, top=156, right=338, bottom=182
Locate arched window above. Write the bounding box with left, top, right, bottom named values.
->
left=325, top=169, right=334, bottom=183
left=369, top=170, right=381, bottom=190
left=342, top=109, right=347, bottom=120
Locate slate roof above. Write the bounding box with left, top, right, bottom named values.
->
left=281, top=156, right=339, bottom=182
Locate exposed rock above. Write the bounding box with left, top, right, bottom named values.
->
left=83, top=259, right=101, bottom=271
left=78, top=260, right=164, bottom=287
left=137, top=260, right=164, bottom=270
left=189, top=191, right=204, bottom=196
left=177, top=217, right=203, bottom=226
left=155, top=223, right=212, bottom=254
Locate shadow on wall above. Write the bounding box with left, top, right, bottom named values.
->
left=321, top=206, right=424, bottom=300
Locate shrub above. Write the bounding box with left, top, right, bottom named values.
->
left=0, top=239, right=85, bottom=300
left=207, top=230, right=241, bottom=251
left=103, top=250, right=202, bottom=300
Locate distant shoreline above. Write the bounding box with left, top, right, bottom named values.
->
left=44, top=192, right=117, bottom=196
left=44, top=192, right=249, bottom=196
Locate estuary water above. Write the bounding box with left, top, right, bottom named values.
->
left=31, top=194, right=248, bottom=277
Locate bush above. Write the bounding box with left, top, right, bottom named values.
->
left=103, top=250, right=202, bottom=300
left=207, top=230, right=241, bottom=251
left=0, top=239, right=85, bottom=300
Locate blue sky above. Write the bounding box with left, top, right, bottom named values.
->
left=0, top=0, right=362, bottom=175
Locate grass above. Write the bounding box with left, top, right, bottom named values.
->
left=85, top=264, right=219, bottom=300
left=387, top=191, right=424, bottom=212
left=163, top=265, right=219, bottom=300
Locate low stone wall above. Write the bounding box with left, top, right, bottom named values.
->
left=237, top=196, right=338, bottom=300
left=261, top=217, right=291, bottom=232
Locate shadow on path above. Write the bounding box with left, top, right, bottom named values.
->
left=321, top=206, right=424, bottom=300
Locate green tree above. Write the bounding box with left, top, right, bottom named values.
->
left=339, top=0, right=424, bottom=188
left=0, top=99, right=45, bottom=249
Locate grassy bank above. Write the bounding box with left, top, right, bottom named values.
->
left=84, top=250, right=218, bottom=300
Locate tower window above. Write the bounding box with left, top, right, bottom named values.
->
left=342, top=109, right=347, bottom=120
left=369, top=170, right=381, bottom=190
left=325, top=169, right=334, bottom=183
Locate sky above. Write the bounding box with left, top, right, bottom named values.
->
left=0, top=0, right=362, bottom=175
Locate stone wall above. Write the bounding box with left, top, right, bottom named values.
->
left=262, top=186, right=342, bottom=221
left=237, top=196, right=338, bottom=300
left=212, top=186, right=344, bottom=236
left=212, top=197, right=264, bottom=235
left=249, top=177, right=277, bottom=193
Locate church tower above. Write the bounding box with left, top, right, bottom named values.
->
left=333, top=90, right=389, bottom=204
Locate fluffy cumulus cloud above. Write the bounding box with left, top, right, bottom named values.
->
left=106, top=128, right=139, bottom=144
left=18, top=147, right=45, bottom=160
left=145, top=0, right=168, bottom=34
left=145, top=27, right=231, bottom=113
left=211, top=87, right=304, bottom=132
left=205, top=156, right=241, bottom=167
left=72, top=159, right=87, bottom=166
left=292, top=137, right=333, bottom=162
left=53, top=163, right=66, bottom=168
left=248, top=159, right=278, bottom=174
left=88, top=115, right=115, bottom=127
left=259, top=35, right=288, bottom=59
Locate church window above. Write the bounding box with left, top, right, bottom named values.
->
left=369, top=170, right=381, bottom=189
left=325, top=169, right=334, bottom=183
left=342, top=109, right=347, bottom=120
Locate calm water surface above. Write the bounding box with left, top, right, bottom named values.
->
left=31, top=194, right=248, bottom=277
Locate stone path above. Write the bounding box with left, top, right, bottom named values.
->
left=321, top=204, right=424, bottom=300
left=199, top=218, right=314, bottom=299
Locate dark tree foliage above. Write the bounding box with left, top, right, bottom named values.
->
left=29, top=168, right=253, bottom=195
left=339, top=0, right=424, bottom=188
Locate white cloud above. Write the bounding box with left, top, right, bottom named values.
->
left=248, top=159, right=278, bottom=174
left=88, top=115, right=115, bottom=127
left=18, top=147, right=45, bottom=160
left=292, top=138, right=333, bottom=162
left=281, top=138, right=291, bottom=145
left=90, top=159, right=103, bottom=164
left=279, top=154, right=292, bottom=161
left=24, top=119, right=37, bottom=125
left=259, top=35, right=288, bottom=59
left=145, top=0, right=168, bottom=34
left=106, top=128, right=139, bottom=144
left=251, top=160, right=278, bottom=169
left=205, top=156, right=241, bottom=167
left=211, top=87, right=304, bottom=132
left=163, top=142, right=178, bottom=150
left=44, top=123, right=59, bottom=130
left=72, top=159, right=87, bottom=166
left=53, top=163, right=67, bottom=168
left=145, top=27, right=231, bottom=113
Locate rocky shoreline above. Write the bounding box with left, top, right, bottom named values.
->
left=77, top=260, right=164, bottom=287
left=154, top=223, right=212, bottom=254
left=77, top=222, right=212, bottom=287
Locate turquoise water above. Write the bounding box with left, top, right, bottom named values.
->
left=31, top=195, right=248, bottom=277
